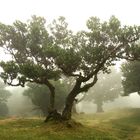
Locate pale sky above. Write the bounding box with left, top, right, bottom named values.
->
left=0, top=0, right=140, bottom=60
left=0, top=0, right=140, bottom=30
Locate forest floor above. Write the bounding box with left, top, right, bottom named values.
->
left=0, top=108, right=140, bottom=140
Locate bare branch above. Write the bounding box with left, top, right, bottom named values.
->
left=6, top=78, right=33, bottom=87
left=116, top=55, right=140, bottom=61
left=6, top=81, right=25, bottom=87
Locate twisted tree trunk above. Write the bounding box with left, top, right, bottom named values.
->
left=62, top=79, right=81, bottom=120
left=62, top=75, right=98, bottom=120
left=62, top=93, right=76, bottom=120
left=44, top=80, right=59, bottom=122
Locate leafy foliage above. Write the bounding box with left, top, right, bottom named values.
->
left=0, top=15, right=140, bottom=120
left=0, top=16, right=140, bottom=85
left=121, top=61, right=140, bottom=95
left=49, top=16, right=140, bottom=97
left=0, top=16, right=60, bottom=87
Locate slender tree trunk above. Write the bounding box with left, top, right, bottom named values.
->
left=96, top=101, right=104, bottom=113
left=44, top=80, right=58, bottom=122
left=45, top=80, right=55, bottom=112
left=44, top=80, right=63, bottom=122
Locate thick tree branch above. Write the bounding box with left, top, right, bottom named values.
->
left=79, top=74, right=98, bottom=93
left=59, top=66, right=83, bottom=78
left=6, top=78, right=34, bottom=87
left=7, top=82, right=22, bottom=87
left=80, top=43, right=124, bottom=83
left=76, top=93, right=87, bottom=103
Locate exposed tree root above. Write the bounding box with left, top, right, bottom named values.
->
left=44, top=110, right=82, bottom=128
left=44, top=110, right=62, bottom=122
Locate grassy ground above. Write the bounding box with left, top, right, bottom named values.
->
left=0, top=108, right=140, bottom=140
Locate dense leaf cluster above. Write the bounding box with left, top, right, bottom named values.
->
left=0, top=16, right=140, bottom=87
left=121, top=61, right=140, bottom=95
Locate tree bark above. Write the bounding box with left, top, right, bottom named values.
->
left=45, top=80, right=55, bottom=111
left=35, top=79, right=56, bottom=113
left=62, top=94, right=76, bottom=120
left=96, top=101, right=104, bottom=113
left=44, top=80, right=57, bottom=122
left=62, top=80, right=81, bottom=120
left=62, top=75, right=98, bottom=120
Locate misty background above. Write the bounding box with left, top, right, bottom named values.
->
left=2, top=66, right=139, bottom=117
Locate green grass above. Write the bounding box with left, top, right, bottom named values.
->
left=0, top=108, right=140, bottom=140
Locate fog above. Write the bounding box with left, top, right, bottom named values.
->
left=0, top=65, right=137, bottom=117
left=77, top=93, right=140, bottom=114
left=5, top=87, right=140, bottom=116
left=6, top=87, right=37, bottom=117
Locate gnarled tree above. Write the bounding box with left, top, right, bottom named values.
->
left=0, top=16, right=140, bottom=121
left=50, top=16, right=140, bottom=120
